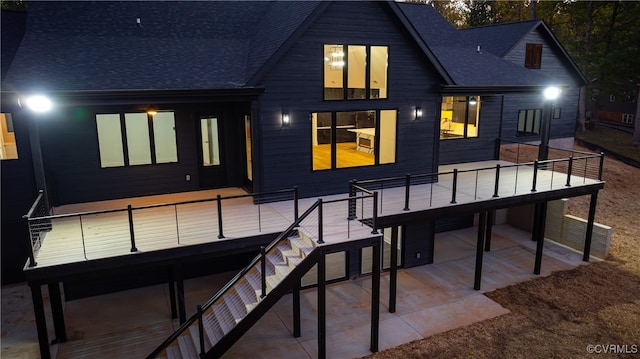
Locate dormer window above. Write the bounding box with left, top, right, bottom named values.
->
left=323, top=44, right=388, bottom=100
left=525, top=43, right=542, bottom=69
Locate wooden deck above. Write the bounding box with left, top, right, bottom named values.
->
left=26, top=159, right=603, bottom=274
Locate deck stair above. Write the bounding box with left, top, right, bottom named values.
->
left=149, top=230, right=319, bottom=359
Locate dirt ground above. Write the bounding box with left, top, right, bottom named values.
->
left=365, top=143, right=640, bottom=358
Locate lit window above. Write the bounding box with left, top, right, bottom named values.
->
left=0, top=113, right=19, bottom=160
left=525, top=43, right=542, bottom=69
left=440, top=96, right=481, bottom=139
left=312, top=109, right=396, bottom=170
left=622, top=114, right=633, bottom=124
left=324, top=44, right=388, bottom=100
left=517, top=109, right=542, bottom=136
left=96, top=111, right=177, bottom=168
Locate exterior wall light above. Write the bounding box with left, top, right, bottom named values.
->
left=415, top=107, right=423, bottom=120
left=469, top=96, right=477, bottom=105
left=147, top=110, right=158, bottom=116
left=282, top=112, right=290, bottom=126
left=25, top=95, right=53, bottom=113
left=543, top=86, right=561, bottom=100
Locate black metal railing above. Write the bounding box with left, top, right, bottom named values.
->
left=351, top=145, right=604, bottom=215
left=148, top=190, right=378, bottom=358
left=23, top=188, right=300, bottom=265
left=22, top=190, right=51, bottom=267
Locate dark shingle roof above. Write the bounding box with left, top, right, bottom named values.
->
left=459, top=20, right=540, bottom=57
left=3, top=1, right=321, bottom=91
left=395, top=2, right=557, bottom=87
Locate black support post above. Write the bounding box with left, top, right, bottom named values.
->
left=217, top=194, right=224, bottom=238
left=370, top=239, right=380, bottom=353
left=48, top=282, right=67, bottom=344
left=317, top=252, right=326, bottom=359
left=168, top=269, right=178, bottom=319
left=484, top=210, right=494, bottom=252
left=389, top=226, right=398, bottom=313
left=175, top=265, right=187, bottom=324
left=30, top=283, right=50, bottom=359
left=474, top=212, right=487, bottom=290
left=534, top=202, right=548, bottom=275
left=127, top=204, right=138, bottom=252
left=293, top=280, right=301, bottom=338
left=583, top=192, right=599, bottom=262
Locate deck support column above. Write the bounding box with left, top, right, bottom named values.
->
left=389, top=226, right=398, bottom=313
left=534, top=202, right=548, bottom=275
left=293, top=280, right=301, bottom=338
left=583, top=192, right=599, bottom=262
left=474, top=212, right=487, bottom=290
left=30, top=282, right=50, bottom=359
left=48, top=282, right=67, bottom=343
left=174, top=264, right=186, bottom=324
left=168, top=268, right=178, bottom=319
left=484, top=210, right=495, bottom=252
left=370, top=238, right=380, bottom=353
left=317, top=252, right=326, bottom=359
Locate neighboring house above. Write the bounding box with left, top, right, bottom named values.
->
left=587, top=90, right=637, bottom=127
left=1, top=2, right=600, bottom=358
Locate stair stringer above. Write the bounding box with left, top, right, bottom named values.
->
left=205, top=247, right=321, bottom=358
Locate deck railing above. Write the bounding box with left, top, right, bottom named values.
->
left=23, top=188, right=301, bottom=265
left=22, top=190, right=51, bottom=267
left=148, top=190, right=378, bottom=358
left=352, top=144, right=604, bottom=215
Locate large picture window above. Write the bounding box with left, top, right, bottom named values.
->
left=0, top=113, right=19, bottom=160
left=324, top=44, right=388, bottom=101
left=517, top=109, right=542, bottom=136
left=440, top=96, right=480, bottom=139
left=312, top=109, right=396, bottom=170
left=96, top=111, right=177, bottom=168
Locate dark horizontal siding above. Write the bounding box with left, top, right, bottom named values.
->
left=257, top=1, right=443, bottom=197
left=500, top=27, right=580, bottom=142
left=439, top=95, right=502, bottom=165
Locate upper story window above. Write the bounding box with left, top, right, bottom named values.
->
left=440, top=96, right=480, bottom=139
left=622, top=114, right=633, bottom=124
left=96, top=111, right=178, bottom=168
left=525, top=43, right=542, bottom=69
left=0, top=113, right=18, bottom=160
left=324, top=44, right=388, bottom=100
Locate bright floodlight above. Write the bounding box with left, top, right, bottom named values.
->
left=25, top=95, right=53, bottom=113
left=543, top=86, right=561, bottom=100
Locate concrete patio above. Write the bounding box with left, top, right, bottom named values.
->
left=1, top=224, right=591, bottom=359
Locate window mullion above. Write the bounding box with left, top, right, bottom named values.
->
left=374, top=110, right=380, bottom=164
left=148, top=114, right=157, bottom=165
left=342, top=45, right=348, bottom=100
left=365, top=46, right=371, bottom=100
left=120, top=114, right=130, bottom=166
left=331, top=112, right=337, bottom=169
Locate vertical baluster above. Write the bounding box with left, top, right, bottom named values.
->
left=531, top=161, right=538, bottom=192
left=493, top=164, right=501, bottom=198
left=197, top=305, right=205, bottom=355
left=217, top=194, right=224, bottom=239
left=565, top=157, right=573, bottom=187
left=403, top=174, right=411, bottom=211
left=128, top=205, right=138, bottom=252
left=450, top=169, right=458, bottom=204
left=317, top=199, right=324, bottom=244
left=260, top=246, right=266, bottom=298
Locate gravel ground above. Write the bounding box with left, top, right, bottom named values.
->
left=365, top=143, right=640, bottom=359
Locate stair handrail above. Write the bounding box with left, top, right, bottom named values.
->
left=147, top=199, right=322, bottom=358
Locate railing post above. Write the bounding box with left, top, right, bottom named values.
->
left=293, top=186, right=299, bottom=222
left=493, top=164, right=501, bottom=198
left=598, top=152, right=605, bottom=181
left=317, top=199, right=324, bottom=244
left=565, top=157, right=574, bottom=187
left=531, top=160, right=538, bottom=192
left=197, top=304, right=205, bottom=356
left=348, top=179, right=357, bottom=220
left=217, top=194, right=224, bottom=239
left=403, top=174, right=411, bottom=211
left=127, top=205, right=138, bottom=252
left=450, top=169, right=458, bottom=204
left=494, top=138, right=501, bottom=160
left=260, top=246, right=266, bottom=298
left=371, top=192, right=379, bottom=234
left=24, top=219, right=37, bottom=267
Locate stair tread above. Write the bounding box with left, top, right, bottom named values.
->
left=178, top=334, right=198, bottom=358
